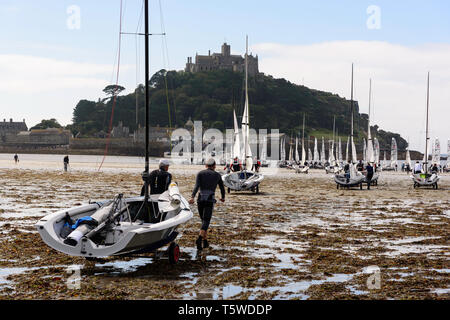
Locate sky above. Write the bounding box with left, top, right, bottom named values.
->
left=0, top=0, right=449, bottom=152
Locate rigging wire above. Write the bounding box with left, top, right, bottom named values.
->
left=98, top=0, right=125, bottom=171
left=159, top=0, right=176, bottom=129
left=135, top=0, right=144, bottom=128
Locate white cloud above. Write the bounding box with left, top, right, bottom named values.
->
left=0, top=54, right=134, bottom=127
left=0, top=54, right=132, bottom=93
left=253, top=41, right=450, bottom=152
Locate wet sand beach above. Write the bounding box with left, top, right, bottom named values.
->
left=0, top=156, right=449, bottom=300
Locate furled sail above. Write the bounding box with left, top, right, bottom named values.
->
left=314, top=138, right=319, bottom=163
left=391, top=138, right=398, bottom=168
left=345, top=136, right=349, bottom=163
left=321, top=137, right=326, bottom=164
left=232, top=109, right=241, bottom=160
left=374, top=138, right=380, bottom=164
left=432, top=138, right=440, bottom=165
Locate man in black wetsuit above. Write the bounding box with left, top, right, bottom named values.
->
left=189, top=158, right=225, bottom=250
left=365, top=162, right=374, bottom=190
left=141, top=159, right=172, bottom=196
left=231, top=157, right=241, bottom=172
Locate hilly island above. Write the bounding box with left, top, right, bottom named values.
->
left=69, top=69, right=412, bottom=156
left=1, top=69, right=416, bottom=158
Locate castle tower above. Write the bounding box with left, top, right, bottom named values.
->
left=221, top=43, right=231, bottom=57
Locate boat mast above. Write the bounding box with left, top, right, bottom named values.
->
left=143, top=0, right=150, bottom=201
left=425, top=72, right=430, bottom=173
left=302, top=113, right=305, bottom=162
left=350, top=63, right=355, bottom=164
left=243, top=35, right=250, bottom=169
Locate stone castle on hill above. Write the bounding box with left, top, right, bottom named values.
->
left=185, top=42, right=259, bottom=76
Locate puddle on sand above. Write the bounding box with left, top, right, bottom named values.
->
left=206, top=273, right=357, bottom=300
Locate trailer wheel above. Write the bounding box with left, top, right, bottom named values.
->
left=227, top=188, right=231, bottom=194
left=168, top=242, right=180, bottom=264
left=360, top=183, right=363, bottom=190
left=256, top=185, right=259, bottom=194
left=336, top=184, right=339, bottom=189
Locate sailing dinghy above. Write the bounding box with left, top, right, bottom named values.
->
left=334, top=64, right=366, bottom=189
left=222, top=36, right=264, bottom=193
left=411, top=72, right=440, bottom=189
left=36, top=0, right=193, bottom=261
left=296, top=114, right=309, bottom=174
left=363, top=79, right=379, bottom=186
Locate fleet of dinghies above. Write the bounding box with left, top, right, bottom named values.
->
left=222, top=36, right=264, bottom=194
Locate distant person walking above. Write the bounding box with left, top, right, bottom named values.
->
left=189, top=158, right=225, bottom=251
left=63, top=155, right=69, bottom=172
left=14, top=154, right=19, bottom=164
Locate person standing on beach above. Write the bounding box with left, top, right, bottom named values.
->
left=63, top=155, right=69, bottom=172
left=189, top=158, right=225, bottom=251
left=365, top=163, right=374, bottom=190
left=14, top=154, right=19, bottom=164
left=141, top=159, right=172, bottom=196
left=414, top=161, right=422, bottom=174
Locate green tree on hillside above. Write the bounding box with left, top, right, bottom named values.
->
left=30, top=119, right=62, bottom=130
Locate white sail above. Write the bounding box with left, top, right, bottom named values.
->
left=351, top=136, right=357, bottom=163
left=391, top=138, right=398, bottom=168
left=329, top=140, right=335, bottom=164
left=432, top=138, right=440, bottom=165
left=314, top=138, right=319, bottom=163
left=301, top=143, right=306, bottom=164
left=232, top=109, right=241, bottom=160
left=383, top=151, right=387, bottom=167
left=405, top=147, right=411, bottom=168
left=447, top=139, right=450, bottom=167
left=321, top=137, right=326, bottom=164
left=345, top=136, right=349, bottom=163
left=374, top=138, right=380, bottom=164
left=280, top=136, right=286, bottom=161
left=308, top=146, right=313, bottom=162
left=363, top=139, right=367, bottom=163
left=288, top=138, right=293, bottom=162
left=338, top=137, right=343, bottom=162
left=295, top=137, right=300, bottom=162
left=260, top=135, right=267, bottom=162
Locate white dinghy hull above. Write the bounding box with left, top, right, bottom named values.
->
left=222, top=170, right=264, bottom=192
left=334, top=174, right=366, bottom=189
left=35, top=190, right=193, bottom=258
left=412, top=174, right=440, bottom=189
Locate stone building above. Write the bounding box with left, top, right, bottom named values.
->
left=185, top=42, right=259, bottom=76
left=111, top=121, right=130, bottom=138
left=0, top=119, right=28, bottom=137
left=1, top=128, right=70, bottom=147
